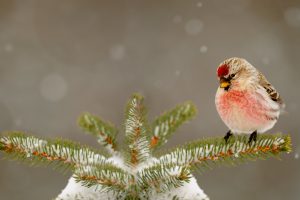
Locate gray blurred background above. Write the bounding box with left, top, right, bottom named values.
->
left=0, top=0, right=299, bottom=199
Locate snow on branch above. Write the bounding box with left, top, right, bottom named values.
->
left=151, top=101, right=197, bottom=149
left=156, top=134, right=291, bottom=172
left=74, top=164, right=133, bottom=195
left=124, top=94, right=150, bottom=166
left=0, top=93, right=292, bottom=200
left=137, top=164, right=191, bottom=194
left=78, top=112, right=118, bottom=153
left=0, top=132, right=108, bottom=171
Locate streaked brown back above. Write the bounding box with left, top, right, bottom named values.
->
left=258, top=72, right=284, bottom=106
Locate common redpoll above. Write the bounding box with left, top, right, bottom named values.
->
left=215, top=57, right=284, bottom=143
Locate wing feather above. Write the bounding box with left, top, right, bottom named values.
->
left=258, top=72, right=284, bottom=106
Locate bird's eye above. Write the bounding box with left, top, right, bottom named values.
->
left=230, top=74, right=236, bottom=78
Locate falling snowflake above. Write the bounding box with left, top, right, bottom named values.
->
left=185, top=19, right=204, bottom=36
left=284, top=7, right=300, bottom=27
left=4, top=43, right=14, bottom=52
left=175, top=70, right=181, bottom=76
left=200, top=45, right=208, bottom=53
left=196, top=2, right=203, bottom=8
left=109, top=45, right=126, bottom=61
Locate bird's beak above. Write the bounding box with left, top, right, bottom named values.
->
left=219, top=77, right=230, bottom=88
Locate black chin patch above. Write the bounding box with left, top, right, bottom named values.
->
left=224, top=86, right=230, bottom=91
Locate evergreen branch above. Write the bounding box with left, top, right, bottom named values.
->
left=74, top=164, right=133, bottom=195
left=137, top=164, right=191, bottom=194
left=124, top=94, right=150, bottom=166
left=0, top=132, right=109, bottom=171
left=78, top=112, right=118, bottom=153
left=0, top=94, right=292, bottom=200
left=151, top=102, right=197, bottom=149
left=157, top=134, right=291, bottom=173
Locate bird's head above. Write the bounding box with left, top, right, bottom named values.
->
left=216, top=57, right=257, bottom=91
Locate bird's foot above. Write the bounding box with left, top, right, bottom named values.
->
left=224, top=130, right=232, bottom=143
left=248, top=131, right=257, bottom=144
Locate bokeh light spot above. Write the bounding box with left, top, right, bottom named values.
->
left=185, top=19, right=204, bottom=36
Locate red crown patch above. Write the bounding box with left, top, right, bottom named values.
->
left=217, top=64, right=229, bottom=77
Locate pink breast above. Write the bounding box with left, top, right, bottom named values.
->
left=217, top=90, right=268, bottom=124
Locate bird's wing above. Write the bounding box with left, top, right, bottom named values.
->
left=258, top=72, right=284, bottom=106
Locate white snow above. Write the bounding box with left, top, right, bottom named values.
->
left=56, top=176, right=116, bottom=200
left=56, top=174, right=209, bottom=200
left=150, top=176, right=209, bottom=200
left=56, top=155, right=209, bottom=200
left=154, top=126, right=159, bottom=136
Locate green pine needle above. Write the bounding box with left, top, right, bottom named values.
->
left=0, top=132, right=108, bottom=171
left=156, top=134, right=291, bottom=174
left=74, top=164, right=133, bottom=194
left=78, top=112, right=118, bottom=152
left=124, top=94, right=150, bottom=166
left=137, top=164, right=191, bottom=194
left=151, top=101, right=197, bottom=149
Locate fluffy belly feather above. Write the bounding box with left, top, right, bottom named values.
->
left=215, top=89, right=279, bottom=134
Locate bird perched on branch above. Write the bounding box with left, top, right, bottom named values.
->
left=215, top=57, right=284, bottom=143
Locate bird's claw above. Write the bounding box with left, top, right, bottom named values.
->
left=224, top=130, right=232, bottom=143
left=248, top=131, right=257, bottom=144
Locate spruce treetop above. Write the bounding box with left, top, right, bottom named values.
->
left=0, top=94, right=292, bottom=199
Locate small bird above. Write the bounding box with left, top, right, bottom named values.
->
left=215, top=57, right=284, bottom=143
